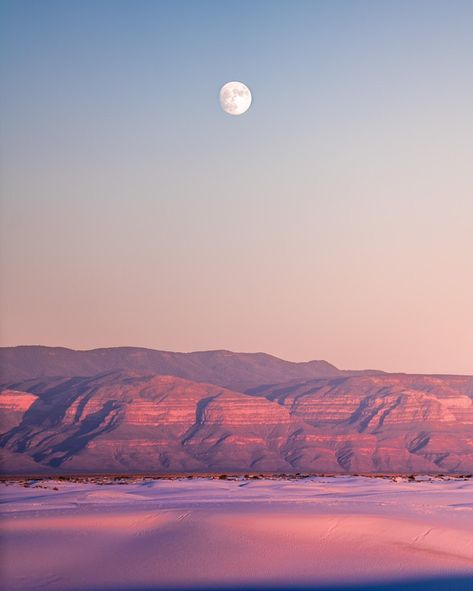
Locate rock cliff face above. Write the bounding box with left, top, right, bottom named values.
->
left=1, top=362, right=472, bottom=474
left=0, top=389, right=38, bottom=434
left=0, top=373, right=300, bottom=473
left=250, top=375, right=473, bottom=473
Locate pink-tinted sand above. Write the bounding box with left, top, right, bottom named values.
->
left=1, top=476, right=472, bottom=590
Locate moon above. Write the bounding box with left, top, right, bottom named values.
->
left=219, top=81, right=252, bottom=115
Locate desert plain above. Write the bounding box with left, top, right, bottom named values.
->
left=1, top=474, right=473, bottom=591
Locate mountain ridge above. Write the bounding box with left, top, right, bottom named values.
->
left=0, top=345, right=383, bottom=392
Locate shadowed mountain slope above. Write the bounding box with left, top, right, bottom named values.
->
left=1, top=371, right=472, bottom=474
left=0, top=346, right=350, bottom=391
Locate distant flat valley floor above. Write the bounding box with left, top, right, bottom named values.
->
left=1, top=476, right=473, bottom=591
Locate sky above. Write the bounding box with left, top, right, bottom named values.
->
left=1, top=0, right=472, bottom=374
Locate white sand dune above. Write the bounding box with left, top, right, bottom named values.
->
left=1, top=476, right=473, bottom=590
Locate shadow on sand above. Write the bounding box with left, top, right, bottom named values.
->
left=82, top=575, right=473, bottom=591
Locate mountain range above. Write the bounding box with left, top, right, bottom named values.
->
left=1, top=346, right=472, bottom=474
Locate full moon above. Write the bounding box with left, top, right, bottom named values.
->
left=219, top=81, right=252, bottom=115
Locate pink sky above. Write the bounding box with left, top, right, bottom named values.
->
left=1, top=1, right=472, bottom=374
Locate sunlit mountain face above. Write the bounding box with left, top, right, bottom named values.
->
left=1, top=346, right=472, bottom=475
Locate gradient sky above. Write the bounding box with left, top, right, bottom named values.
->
left=1, top=0, right=472, bottom=374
